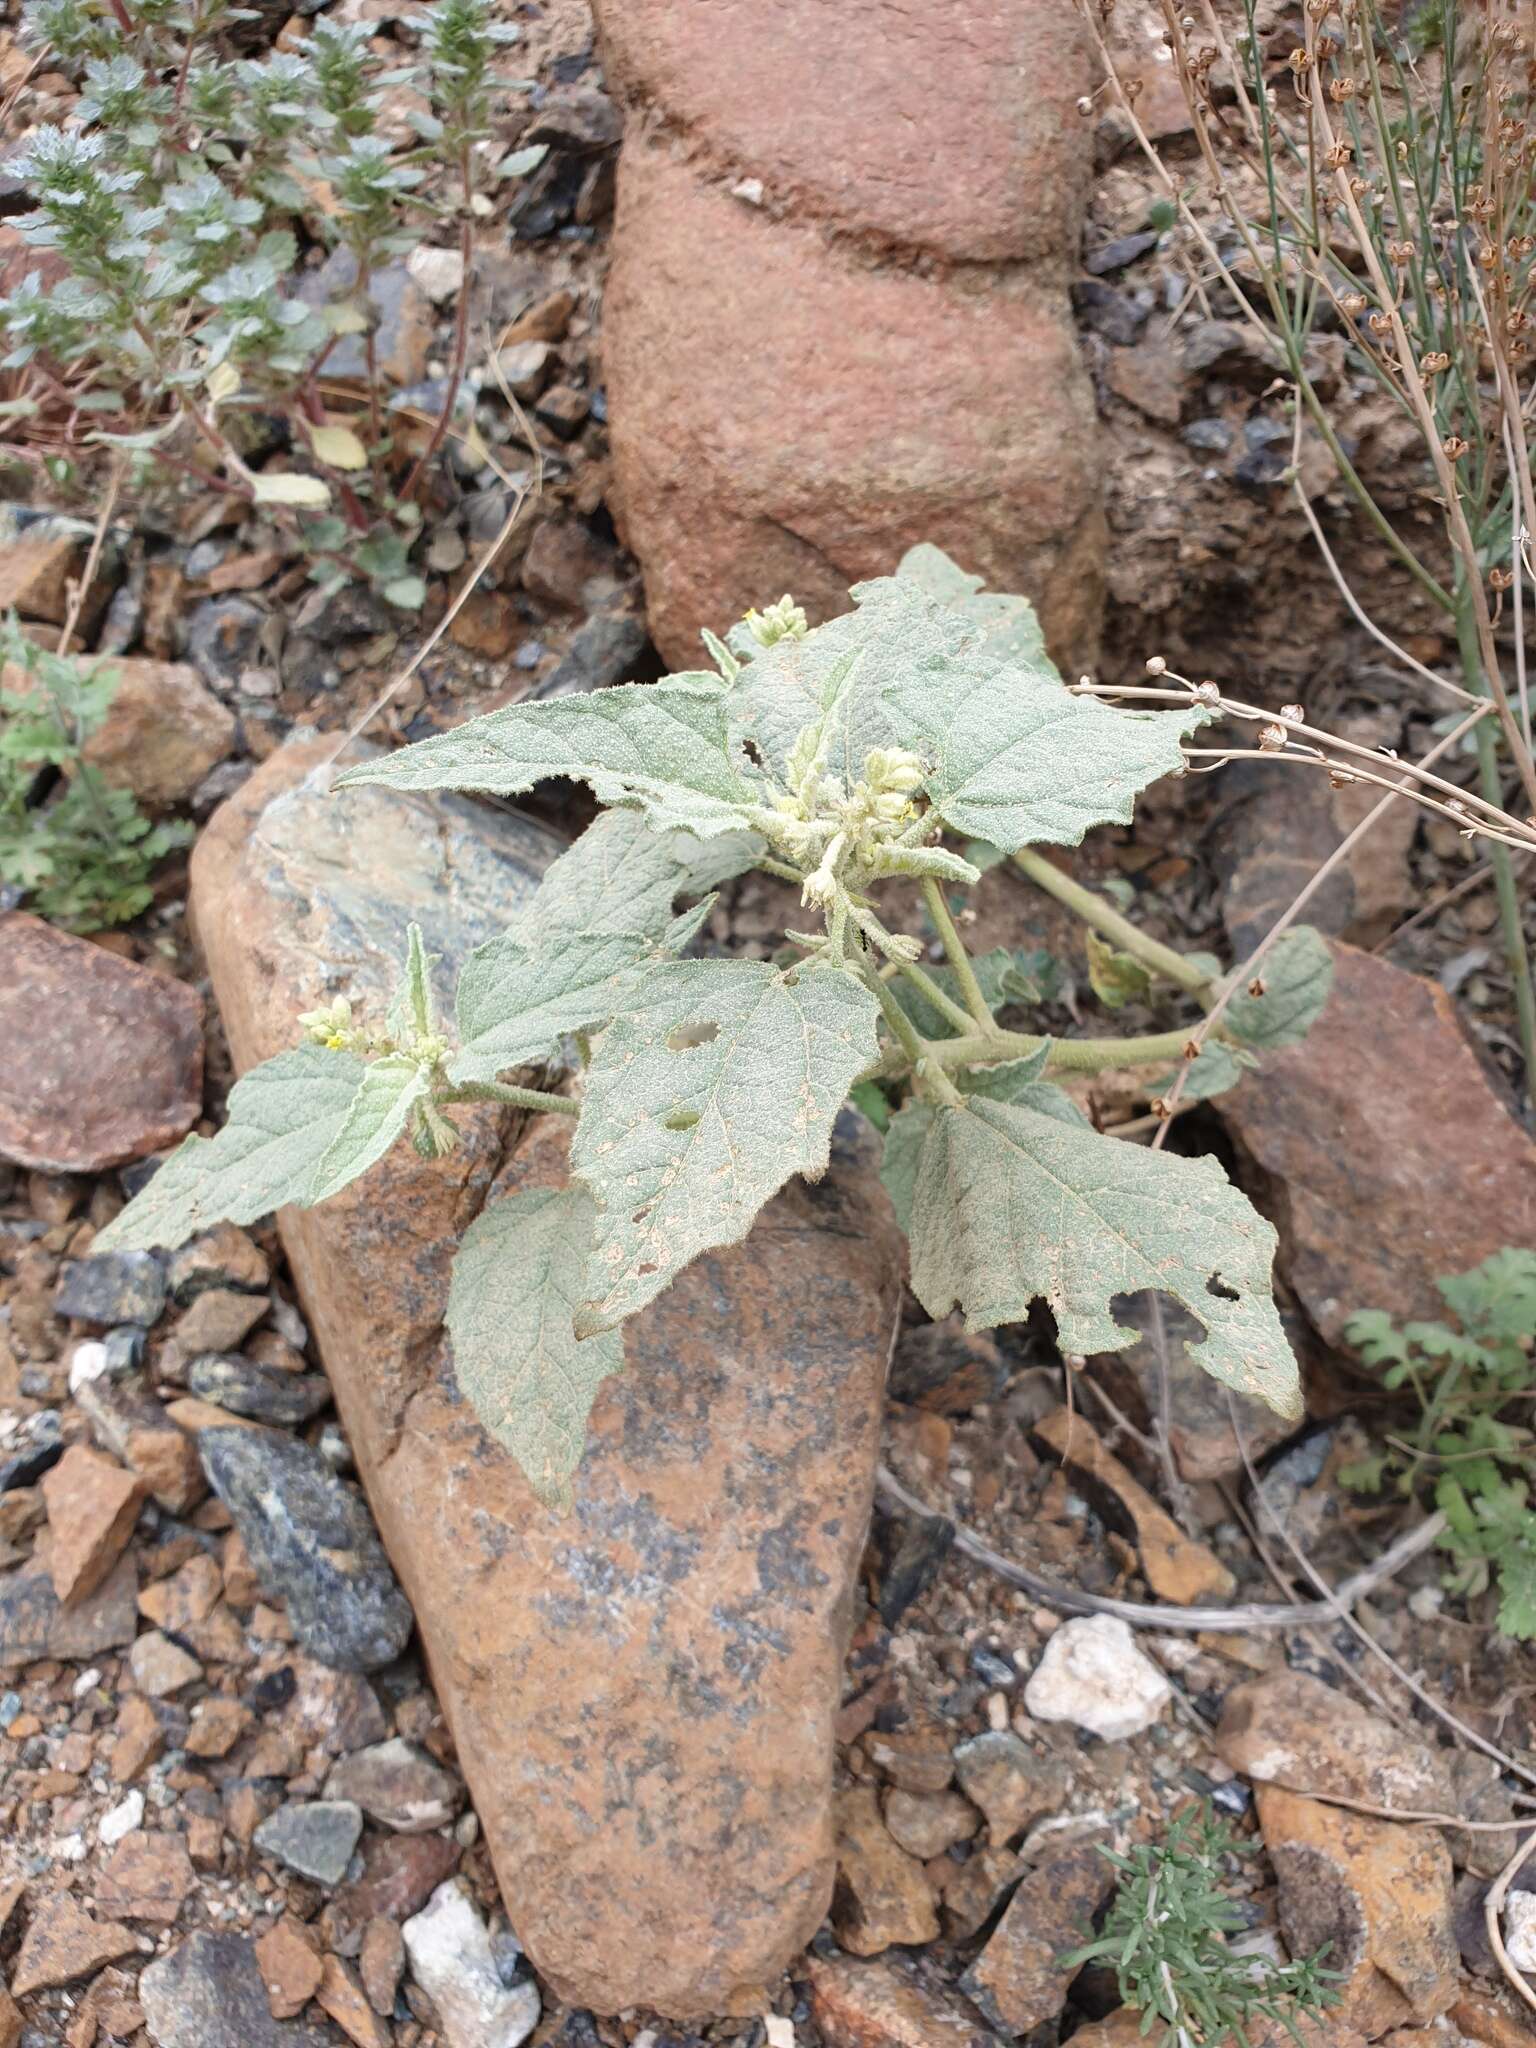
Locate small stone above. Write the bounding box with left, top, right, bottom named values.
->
left=531, top=610, right=647, bottom=699
left=406, top=244, right=464, bottom=304
left=75, top=1369, right=206, bottom=1513
left=831, top=1784, right=939, bottom=1956
left=184, top=1695, right=252, bottom=1758
left=1256, top=1785, right=1457, bottom=2035
left=0, top=914, right=203, bottom=1173
left=961, top=1844, right=1115, bottom=2034
left=338, top=1832, right=460, bottom=1928
left=359, top=1917, right=404, bottom=2016
left=325, top=1739, right=462, bottom=1834
left=187, top=1812, right=224, bottom=1869
left=493, top=341, right=552, bottom=400
left=185, top=595, right=273, bottom=690
left=447, top=589, right=519, bottom=660
left=317, top=1954, right=391, bottom=2048
left=806, top=1953, right=994, bottom=2048
left=2, top=653, right=234, bottom=809
left=937, top=1843, right=1021, bottom=1940
left=54, top=1251, right=166, bottom=1327
left=97, top=1828, right=195, bottom=1925
left=880, top=1787, right=977, bottom=1860
left=1084, top=230, right=1159, bottom=275
left=887, top=1317, right=1007, bottom=1412
left=167, top=1226, right=270, bottom=1301
left=520, top=518, right=620, bottom=611
left=402, top=1880, right=541, bottom=2048
left=284, top=1656, right=390, bottom=1757
left=167, top=1288, right=268, bottom=1361
left=200, top=1429, right=413, bottom=1672
left=1105, top=338, right=1185, bottom=423
left=187, top=1356, right=331, bottom=1427
left=130, top=1629, right=203, bottom=1698
left=254, top=1800, right=365, bottom=1887
left=138, top=1550, right=222, bottom=1634
left=139, top=1930, right=305, bottom=2048
left=12, top=1895, right=136, bottom=1995
left=255, top=1918, right=323, bottom=2020
left=1503, top=1894, right=1536, bottom=1972
left=99, top=1789, right=145, bottom=1845
left=1217, top=1670, right=1453, bottom=1811
left=111, top=1694, right=170, bottom=1780
left=0, top=533, right=92, bottom=623
left=0, top=1551, right=138, bottom=1667
left=1071, top=278, right=1149, bottom=345
left=532, top=382, right=589, bottom=440
left=0, top=1409, right=63, bottom=1492
left=1023, top=1615, right=1171, bottom=1741
left=500, top=288, right=574, bottom=345
left=41, top=1445, right=146, bottom=1605
left=952, top=1730, right=1070, bottom=1847
left=863, top=1725, right=954, bottom=1795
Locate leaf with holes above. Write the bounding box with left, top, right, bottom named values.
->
left=335, top=671, right=763, bottom=837
left=446, top=1185, right=624, bottom=1507
left=896, top=1093, right=1301, bottom=1415
left=92, top=1046, right=366, bottom=1254
left=1226, top=927, right=1334, bottom=1048
left=571, top=958, right=881, bottom=1332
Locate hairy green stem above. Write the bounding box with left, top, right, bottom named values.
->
left=867, top=968, right=963, bottom=1105
left=1457, top=592, right=1536, bottom=1096
left=920, top=876, right=996, bottom=1027
left=445, top=1078, right=579, bottom=1117
left=1012, top=848, right=1214, bottom=998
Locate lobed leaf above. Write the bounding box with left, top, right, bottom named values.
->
left=335, top=671, right=764, bottom=838
left=446, top=1186, right=624, bottom=1506
left=571, top=958, right=881, bottom=1332
left=894, top=543, right=1054, bottom=669
left=92, top=1045, right=365, bottom=1253
left=896, top=1093, right=1302, bottom=1415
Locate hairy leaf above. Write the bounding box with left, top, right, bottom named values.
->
left=446, top=1186, right=624, bottom=1506
left=509, top=807, right=759, bottom=949
left=895, top=543, right=1054, bottom=670
left=899, top=1094, right=1301, bottom=1415
left=960, top=1046, right=1089, bottom=1125
left=309, top=1054, right=428, bottom=1204
left=892, top=947, right=1055, bottom=1040
left=572, top=958, right=881, bottom=1331
left=92, top=1046, right=365, bottom=1253
left=731, top=571, right=1205, bottom=848
left=1151, top=1041, right=1254, bottom=1104
left=1226, top=927, right=1334, bottom=1047
left=880, top=1100, right=934, bottom=1235
left=387, top=922, right=436, bottom=1040
left=335, top=672, right=763, bottom=837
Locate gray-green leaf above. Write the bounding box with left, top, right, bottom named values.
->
left=895, top=543, right=1054, bottom=670
left=510, top=808, right=760, bottom=949
left=446, top=1186, right=624, bottom=1507
left=91, top=1046, right=365, bottom=1254
left=899, top=1094, right=1302, bottom=1415
left=451, top=927, right=665, bottom=1085
left=335, top=672, right=763, bottom=838
left=309, top=1054, right=428, bottom=1205
left=1226, top=927, right=1334, bottom=1048
left=572, top=958, right=881, bottom=1332
left=387, top=922, right=435, bottom=1041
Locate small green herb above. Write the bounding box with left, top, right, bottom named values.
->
left=1060, top=1806, right=1340, bottom=2048
left=1342, top=1248, right=1536, bottom=1639
left=0, top=617, right=190, bottom=929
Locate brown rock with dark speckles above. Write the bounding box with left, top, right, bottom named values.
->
left=190, top=737, right=904, bottom=2018
left=0, top=914, right=203, bottom=1173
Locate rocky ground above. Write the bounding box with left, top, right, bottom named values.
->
left=1, top=0, right=1536, bottom=2045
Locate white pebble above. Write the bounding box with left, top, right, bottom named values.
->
left=1023, top=1614, right=1172, bottom=1741
left=69, top=1341, right=108, bottom=1394
left=1505, top=1891, right=1536, bottom=1972
left=404, top=1880, right=540, bottom=2048
left=99, top=1791, right=145, bottom=1845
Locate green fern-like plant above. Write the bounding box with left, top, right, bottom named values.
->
left=0, top=618, right=191, bottom=929
left=1341, top=1248, right=1536, bottom=1639
left=1061, top=1806, right=1341, bottom=2048
left=96, top=549, right=1333, bottom=1502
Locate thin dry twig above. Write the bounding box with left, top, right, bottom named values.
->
left=873, top=1462, right=1444, bottom=1634
left=1486, top=1825, right=1536, bottom=2015
left=56, top=459, right=124, bottom=661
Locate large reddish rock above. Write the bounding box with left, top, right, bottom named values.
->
left=1221, top=944, right=1536, bottom=1343
left=0, top=914, right=204, bottom=1172
left=189, top=737, right=904, bottom=2017
left=594, top=0, right=1103, bottom=674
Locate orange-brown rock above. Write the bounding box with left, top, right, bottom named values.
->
left=831, top=1784, right=940, bottom=1956
left=1217, top=1670, right=1452, bottom=1811
left=40, top=1444, right=146, bottom=1605
left=188, top=736, right=904, bottom=2017
left=1221, top=944, right=1536, bottom=1344
left=2, top=654, right=233, bottom=809
left=0, top=915, right=203, bottom=1174
left=594, top=0, right=1103, bottom=676
left=961, top=1842, right=1115, bottom=2034
left=1255, top=1786, right=1457, bottom=2035
left=805, top=1953, right=994, bottom=2048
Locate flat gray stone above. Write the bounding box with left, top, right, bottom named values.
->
left=253, top=1799, right=364, bottom=1886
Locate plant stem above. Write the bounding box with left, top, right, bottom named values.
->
left=920, top=876, right=996, bottom=1027
left=1012, top=847, right=1214, bottom=997
left=893, top=955, right=978, bottom=1038
left=400, top=148, right=473, bottom=505
left=445, top=1079, right=578, bottom=1116
left=1457, top=590, right=1536, bottom=1096
left=868, top=1021, right=1208, bottom=1082
left=867, top=968, right=962, bottom=1106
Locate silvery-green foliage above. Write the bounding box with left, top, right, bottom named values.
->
left=101, top=550, right=1322, bottom=1501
